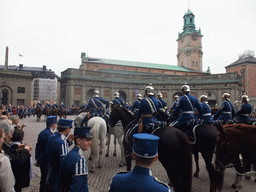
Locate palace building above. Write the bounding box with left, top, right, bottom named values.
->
left=59, top=9, right=244, bottom=108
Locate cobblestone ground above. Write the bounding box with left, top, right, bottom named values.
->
left=19, top=115, right=256, bottom=192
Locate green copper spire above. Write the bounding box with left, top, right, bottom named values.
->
left=183, top=9, right=195, bottom=31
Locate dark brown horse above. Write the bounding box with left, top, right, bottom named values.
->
left=59, top=108, right=67, bottom=119
left=214, top=124, right=256, bottom=191
left=44, top=108, right=51, bottom=121
left=109, top=105, right=192, bottom=192
left=36, top=107, right=42, bottom=122
left=51, top=108, right=58, bottom=118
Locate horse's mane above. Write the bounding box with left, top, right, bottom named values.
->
left=223, top=124, right=256, bottom=135
left=113, top=104, right=135, bottom=118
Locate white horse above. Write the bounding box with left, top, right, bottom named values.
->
left=74, top=112, right=107, bottom=173
left=105, top=121, right=125, bottom=167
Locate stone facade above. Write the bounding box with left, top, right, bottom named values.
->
left=59, top=68, right=242, bottom=108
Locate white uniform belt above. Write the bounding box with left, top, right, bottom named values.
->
left=182, top=111, right=194, bottom=114
left=222, top=111, right=231, bottom=114
left=203, top=113, right=212, bottom=116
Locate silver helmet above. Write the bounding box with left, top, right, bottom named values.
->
left=174, top=95, right=179, bottom=101
left=157, top=92, right=163, bottom=98
left=145, top=84, right=154, bottom=96
left=241, top=94, right=249, bottom=102
left=114, top=92, right=119, bottom=98
left=199, top=94, right=208, bottom=102
left=222, top=92, right=230, bottom=98
left=181, top=84, right=190, bottom=92
left=93, top=90, right=99, bottom=97
left=137, top=93, right=142, bottom=100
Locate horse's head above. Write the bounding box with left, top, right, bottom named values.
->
left=215, top=124, right=237, bottom=169
left=109, top=104, right=135, bottom=128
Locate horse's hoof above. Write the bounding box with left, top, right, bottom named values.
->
left=113, top=153, right=117, bottom=157
left=105, top=154, right=109, bottom=157
left=231, top=184, right=237, bottom=189
left=89, top=157, right=92, bottom=161
left=119, top=164, right=123, bottom=167
left=193, top=173, right=199, bottom=178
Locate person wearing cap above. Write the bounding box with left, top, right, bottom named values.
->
left=131, top=93, right=142, bottom=115
left=45, top=118, right=74, bottom=192
left=212, top=93, right=235, bottom=124
left=136, top=85, right=164, bottom=133
left=112, top=92, right=126, bottom=108
left=199, top=94, right=213, bottom=125
left=60, top=127, right=93, bottom=192
left=169, top=84, right=202, bottom=140
left=234, top=94, right=252, bottom=124
left=35, top=116, right=57, bottom=192
left=109, top=133, right=171, bottom=192
left=81, top=89, right=109, bottom=126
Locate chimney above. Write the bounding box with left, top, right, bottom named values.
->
left=43, top=65, right=46, bottom=71
left=4, top=47, right=8, bottom=70
left=19, top=64, right=23, bottom=70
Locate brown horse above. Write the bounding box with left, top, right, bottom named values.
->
left=51, top=108, right=58, bottom=118
left=109, top=105, right=192, bottom=192
left=59, top=108, right=67, bottom=119
left=36, top=107, right=42, bottom=122
left=214, top=124, right=256, bottom=191
left=44, top=108, right=51, bottom=121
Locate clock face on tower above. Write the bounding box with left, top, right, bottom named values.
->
left=192, top=33, right=198, bottom=41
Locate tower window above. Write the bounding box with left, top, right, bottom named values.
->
left=192, top=61, right=194, bottom=67
left=196, top=62, right=198, bottom=67
left=190, top=18, right=192, bottom=23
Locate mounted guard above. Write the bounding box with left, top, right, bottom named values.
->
left=131, top=93, right=142, bottom=116
left=112, top=91, right=126, bottom=108
left=81, top=89, right=109, bottom=127
left=234, top=94, right=253, bottom=124
left=213, top=92, right=235, bottom=124
left=199, top=94, right=213, bottom=125
left=169, top=84, right=202, bottom=141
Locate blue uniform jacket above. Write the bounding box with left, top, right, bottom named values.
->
left=132, top=100, right=141, bottom=112
left=61, top=146, right=89, bottom=192
left=46, top=132, right=71, bottom=189
left=112, top=97, right=126, bottom=108
left=86, top=97, right=109, bottom=116
left=52, top=104, right=58, bottom=109
left=200, top=102, right=213, bottom=124
left=170, top=101, right=178, bottom=110
left=234, top=101, right=252, bottom=124
left=136, top=96, right=160, bottom=126
left=158, top=99, right=167, bottom=108
left=60, top=104, right=66, bottom=109
left=45, top=104, right=51, bottom=109
left=35, top=127, right=54, bottom=169
left=109, top=166, right=171, bottom=192
left=170, top=93, right=202, bottom=127
left=214, top=99, right=235, bottom=123
left=37, top=103, right=42, bottom=108
left=79, top=104, right=87, bottom=109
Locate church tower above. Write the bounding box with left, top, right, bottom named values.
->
left=177, top=9, right=203, bottom=71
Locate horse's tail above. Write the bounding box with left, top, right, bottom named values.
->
left=89, top=120, right=101, bottom=160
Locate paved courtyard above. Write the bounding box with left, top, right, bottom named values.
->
left=19, top=115, right=256, bottom=192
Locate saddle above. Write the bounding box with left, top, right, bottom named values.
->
left=176, top=119, right=198, bottom=144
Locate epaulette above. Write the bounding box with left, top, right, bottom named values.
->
left=153, top=176, right=171, bottom=191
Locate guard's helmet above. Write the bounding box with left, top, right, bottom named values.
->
left=38, top=101, right=40, bottom=103
left=241, top=94, right=249, bottom=102
left=137, top=93, right=142, bottom=100
left=114, top=92, right=119, bottom=98
left=181, top=84, right=190, bottom=92
left=61, top=102, right=63, bottom=104
left=83, top=101, right=86, bottom=104
left=145, top=84, right=154, bottom=96
left=199, top=94, right=208, bottom=102
left=174, top=95, right=179, bottom=101
left=157, top=92, right=163, bottom=98
left=93, top=90, right=99, bottom=97
left=222, top=92, right=230, bottom=98
left=47, top=102, right=49, bottom=104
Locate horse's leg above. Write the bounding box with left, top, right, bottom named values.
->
left=105, top=133, right=110, bottom=157
left=193, top=151, right=200, bottom=178
left=231, top=156, right=244, bottom=190
left=113, top=135, right=117, bottom=157
left=117, top=135, right=125, bottom=167
left=98, top=130, right=106, bottom=169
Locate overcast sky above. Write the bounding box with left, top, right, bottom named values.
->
left=1, top=0, right=256, bottom=76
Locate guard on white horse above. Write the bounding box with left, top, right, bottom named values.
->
left=74, top=112, right=107, bottom=173
left=81, top=89, right=109, bottom=127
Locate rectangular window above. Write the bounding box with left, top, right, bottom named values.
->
left=74, top=89, right=81, bottom=95
left=17, top=87, right=25, bottom=93
left=104, top=90, right=110, bottom=96
left=162, top=93, right=167, bottom=98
